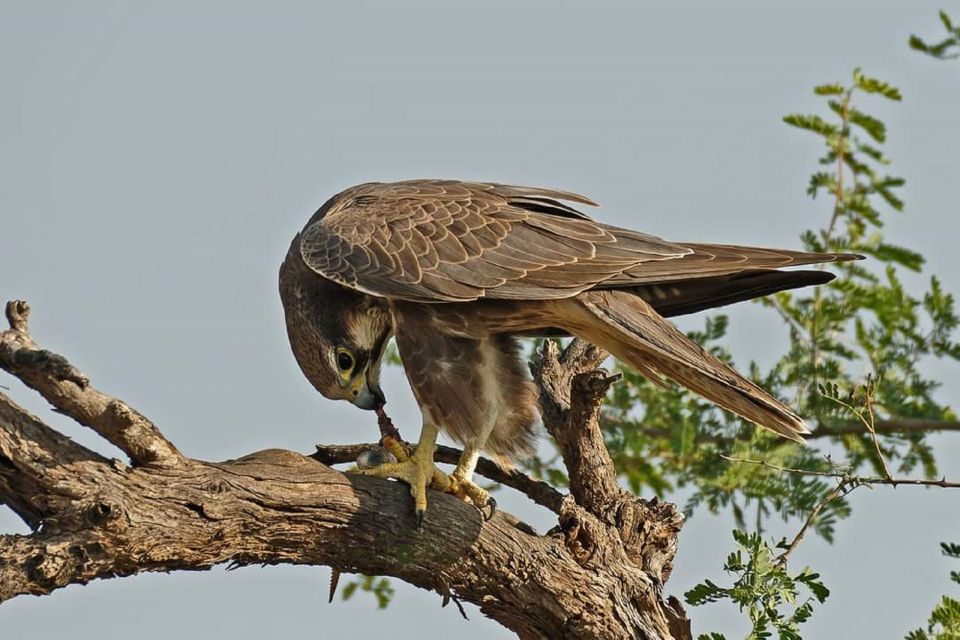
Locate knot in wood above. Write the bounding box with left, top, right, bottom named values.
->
left=571, top=370, right=620, bottom=400
left=85, top=499, right=122, bottom=528
left=558, top=497, right=603, bottom=564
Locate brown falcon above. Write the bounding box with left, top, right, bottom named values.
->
left=279, top=179, right=859, bottom=521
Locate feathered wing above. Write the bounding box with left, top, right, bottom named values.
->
left=566, top=290, right=808, bottom=442
left=299, top=180, right=691, bottom=302
left=298, top=179, right=859, bottom=304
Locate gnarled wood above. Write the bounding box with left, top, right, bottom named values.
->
left=0, top=302, right=690, bottom=639
left=0, top=301, right=183, bottom=467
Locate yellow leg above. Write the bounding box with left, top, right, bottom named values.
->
left=449, top=444, right=496, bottom=520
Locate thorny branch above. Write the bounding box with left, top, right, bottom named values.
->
left=724, top=452, right=959, bottom=568
left=724, top=377, right=959, bottom=567
left=827, top=375, right=894, bottom=480
left=774, top=482, right=848, bottom=567
left=721, top=455, right=960, bottom=490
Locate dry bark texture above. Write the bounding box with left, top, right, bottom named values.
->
left=0, top=300, right=690, bottom=639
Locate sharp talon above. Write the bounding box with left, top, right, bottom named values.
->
left=483, top=496, right=497, bottom=521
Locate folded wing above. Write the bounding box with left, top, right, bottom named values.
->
left=298, top=179, right=859, bottom=303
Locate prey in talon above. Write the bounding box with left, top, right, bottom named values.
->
left=280, top=180, right=859, bottom=525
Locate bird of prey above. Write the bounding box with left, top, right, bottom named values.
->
left=280, top=179, right=859, bottom=521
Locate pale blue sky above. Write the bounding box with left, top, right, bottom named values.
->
left=1, top=2, right=958, bottom=638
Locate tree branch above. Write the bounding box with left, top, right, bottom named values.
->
left=809, top=418, right=960, bottom=438
left=531, top=339, right=687, bottom=602
left=0, top=303, right=691, bottom=639
left=0, top=301, right=183, bottom=468
left=722, top=455, right=960, bottom=489
left=773, top=481, right=848, bottom=567
left=531, top=339, right=622, bottom=511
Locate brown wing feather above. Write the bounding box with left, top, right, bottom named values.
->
left=299, top=180, right=689, bottom=302
left=605, top=244, right=860, bottom=286
left=298, top=179, right=861, bottom=303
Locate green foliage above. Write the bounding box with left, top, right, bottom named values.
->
left=383, top=338, right=402, bottom=366
left=342, top=574, right=395, bottom=609
left=906, top=543, right=960, bottom=639
left=594, top=66, right=959, bottom=635
left=910, top=11, right=960, bottom=60
left=684, top=531, right=829, bottom=640
left=852, top=67, right=903, bottom=100
left=597, top=63, right=958, bottom=522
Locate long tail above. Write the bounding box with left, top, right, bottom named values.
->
left=571, top=290, right=808, bottom=442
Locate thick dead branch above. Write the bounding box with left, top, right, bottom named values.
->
left=531, top=339, right=688, bottom=631
left=0, top=306, right=690, bottom=639
left=0, top=301, right=183, bottom=467
left=774, top=481, right=848, bottom=567
left=0, top=394, right=108, bottom=528
left=564, top=369, right=626, bottom=511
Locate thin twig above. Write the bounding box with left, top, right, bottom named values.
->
left=825, top=377, right=893, bottom=480
left=810, top=90, right=853, bottom=381
left=721, top=455, right=960, bottom=489
left=774, top=481, right=849, bottom=567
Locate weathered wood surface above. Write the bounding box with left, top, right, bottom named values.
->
left=0, top=300, right=690, bottom=639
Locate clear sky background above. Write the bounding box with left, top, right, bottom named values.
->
left=2, top=2, right=958, bottom=638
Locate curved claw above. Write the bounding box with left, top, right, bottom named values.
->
left=352, top=454, right=434, bottom=528
left=480, top=495, right=497, bottom=521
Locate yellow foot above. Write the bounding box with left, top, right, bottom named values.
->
left=352, top=448, right=451, bottom=525
left=449, top=474, right=497, bottom=521
left=352, top=437, right=496, bottom=524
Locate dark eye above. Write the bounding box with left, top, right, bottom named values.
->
left=337, top=351, right=354, bottom=371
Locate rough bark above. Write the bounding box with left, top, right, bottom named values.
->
left=0, top=301, right=690, bottom=640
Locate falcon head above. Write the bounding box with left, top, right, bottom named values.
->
left=279, top=237, right=392, bottom=411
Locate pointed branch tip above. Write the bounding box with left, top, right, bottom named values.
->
left=5, top=300, right=30, bottom=334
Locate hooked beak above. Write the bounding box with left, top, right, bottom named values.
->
left=348, top=370, right=386, bottom=411
left=353, top=382, right=385, bottom=410
left=348, top=336, right=389, bottom=411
